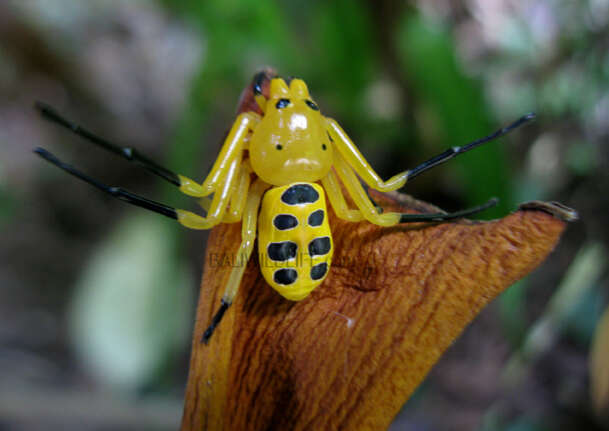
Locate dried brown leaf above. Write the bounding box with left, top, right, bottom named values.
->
left=180, top=192, right=571, bottom=431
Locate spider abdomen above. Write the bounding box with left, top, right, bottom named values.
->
left=258, top=182, right=333, bottom=301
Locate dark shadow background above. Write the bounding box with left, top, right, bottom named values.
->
left=0, top=1, right=607, bottom=430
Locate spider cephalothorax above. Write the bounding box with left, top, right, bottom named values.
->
left=249, top=78, right=334, bottom=186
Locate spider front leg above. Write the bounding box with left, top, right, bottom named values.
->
left=332, top=151, right=498, bottom=226
left=36, top=101, right=259, bottom=198
left=35, top=148, right=242, bottom=230
left=197, top=159, right=251, bottom=222
left=332, top=152, right=404, bottom=226
left=176, top=156, right=242, bottom=229
left=180, top=113, right=259, bottom=197
left=326, top=113, right=535, bottom=192
left=321, top=169, right=363, bottom=222
left=202, top=178, right=270, bottom=344
left=221, top=161, right=252, bottom=223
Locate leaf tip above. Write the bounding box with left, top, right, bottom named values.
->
left=518, top=201, right=579, bottom=222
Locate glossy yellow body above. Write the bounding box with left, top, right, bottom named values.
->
left=258, top=182, right=333, bottom=300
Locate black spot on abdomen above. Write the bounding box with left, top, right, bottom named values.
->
left=310, top=262, right=328, bottom=280
left=274, top=268, right=298, bottom=285
left=308, top=236, right=331, bottom=257
left=267, top=241, right=298, bottom=261
left=273, top=214, right=298, bottom=230
left=308, top=209, right=324, bottom=226
left=281, top=184, right=319, bottom=205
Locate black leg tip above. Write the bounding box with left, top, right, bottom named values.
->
left=34, top=101, right=58, bottom=119
left=34, top=101, right=75, bottom=130
left=200, top=300, right=231, bottom=345
left=201, top=328, right=213, bottom=345
left=33, top=147, right=57, bottom=163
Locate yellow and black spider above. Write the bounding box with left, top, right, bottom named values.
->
left=34, top=72, right=534, bottom=343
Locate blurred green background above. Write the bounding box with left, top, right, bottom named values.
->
left=1, top=0, right=608, bottom=430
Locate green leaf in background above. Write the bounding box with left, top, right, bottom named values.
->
left=502, top=243, right=606, bottom=386
left=69, top=214, right=194, bottom=393
left=499, top=280, right=529, bottom=346
left=311, top=0, right=376, bottom=120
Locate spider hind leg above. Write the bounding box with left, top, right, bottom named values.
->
left=397, top=198, right=499, bottom=223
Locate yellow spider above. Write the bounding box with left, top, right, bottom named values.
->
left=35, top=72, right=534, bottom=343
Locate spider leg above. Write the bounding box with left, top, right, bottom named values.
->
left=36, top=102, right=259, bottom=198
left=321, top=169, right=363, bottom=222
left=332, top=151, right=497, bottom=226
left=199, top=196, right=213, bottom=213
left=189, top=113, right=258, bottom=197
left=174, top=156, right=242, bottom=229
left=402, top=114, right=536, bottom=182
left=35, top=147, right=240, bottom=230
left=221, top=160, right=252, bottom=223
left=35, top=102, right=181, bottom=186
left=202, top=178, right=270, bottom=344
left=363, top=183, right=383, bottom=214
left=326, top=113, right=535, bottom=192
left=396, top=198, right=498, bottom=223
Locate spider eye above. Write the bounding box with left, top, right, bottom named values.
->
left=305, top=100, right=319, bottom=111
left=276, top=98, right=290, bottom=109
